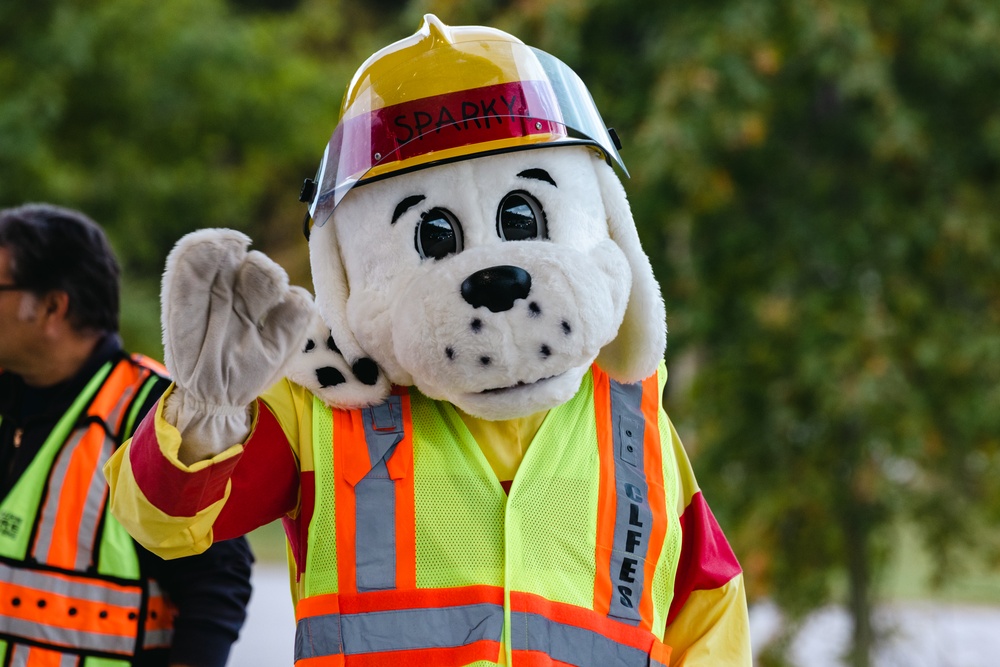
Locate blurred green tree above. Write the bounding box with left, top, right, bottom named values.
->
left=0, top=0, right=348, bottom=353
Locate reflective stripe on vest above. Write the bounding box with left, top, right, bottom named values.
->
left=295, top=586, right=504, bottom=663
left=331, top=393, right=416, bottom=596
left=0, top=561, right=142, bottom=654
left=142, top=579, right=174, bottom=650
left=32, top=360, right=144, bottom=569
left=0, top=356, right=174, bottom=660
left=355, top=396, right=403, bottom=591
left=8, top=643, right=81, bottom=667
left=297, top=366, right=673, bottom=666
left=594, top=371, right=669, bottom=632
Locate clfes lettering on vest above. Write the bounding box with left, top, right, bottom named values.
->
left=617, top=483, right=648, bottom=609
left=393, top=94, right=525, bottom=145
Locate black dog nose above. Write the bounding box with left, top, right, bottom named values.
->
left=461, top=265, right=532, bottom=313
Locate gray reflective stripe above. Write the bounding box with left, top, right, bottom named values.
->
left=9, top=645, right=79, bottom=667
left=355, top=459, right=395, bottom=591
left=31, top=428, right=88, bottom=563
left=361, top=396, right=404, bottom=469
left=1, top=614, right=136, bottom=655
left=607, top=379, right=652, bottom=625
left=294, top=602, right=504, bottom=660
left=147, top=579, right=165, bottom=599
left=143, top=579, right=174, bottom=647
left=511, top=610, right=650, bottom=666
left=73, top=433, right=116, bottom=570
left=355, top=396, right=405, bottom=592
left=651, top=655, right=668, bottom=667
left=294, top=613, right=342, bottom=661
left=0, top=561, right=142, bottom=607
left=103, top=374, right=140, bottom=440
left=33, top=373, right=136, bottom=568
left=72, top=376, right=139, bottom=571
left=142, top=628, right=174, bottom=649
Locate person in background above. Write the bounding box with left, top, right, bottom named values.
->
left=0, top=203, right=253, bottom=667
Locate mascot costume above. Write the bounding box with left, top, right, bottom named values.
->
left=107, top=15, right=752, bottom=666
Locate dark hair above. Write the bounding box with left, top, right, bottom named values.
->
left=0, top=203, right=120, bottom=334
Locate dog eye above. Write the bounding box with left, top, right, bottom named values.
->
left=415, top=207, right=463, bottom=260
left=497, top=191, right=546, bottom=241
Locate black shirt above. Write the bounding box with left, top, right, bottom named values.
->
left=0, top=335, right=254, bottom=667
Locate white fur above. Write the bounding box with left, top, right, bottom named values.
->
left=282, top=297, right=391, bottom=408
left=309, top=146, right=666, bottom=420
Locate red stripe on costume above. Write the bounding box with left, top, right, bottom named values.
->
left=667, top=491, right=742, bottom=625
left=127, top=403, right=240, bottom=517
left=215, top=400, right=300, bottom=539
left=334, top=80, right=562, bottom=179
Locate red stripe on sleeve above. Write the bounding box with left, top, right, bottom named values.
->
left=667, top=491, right=742, bottom=625
left=128, top=402, right=241, bottom=517
left=214, top=400, right=300, bottom=540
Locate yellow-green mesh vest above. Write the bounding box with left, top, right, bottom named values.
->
left=302, top=364, right=682, bottom=665
left=0, top=358, right=171, bottom=666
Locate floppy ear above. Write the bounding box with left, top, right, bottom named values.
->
left=594, top=162, right=667, bottom=383
left=308, top=220, right=383, bottom=387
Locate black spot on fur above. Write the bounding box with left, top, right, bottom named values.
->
left=471, top=318, right=483, bottom=333
left=352, top=358, right=379, bottom=386
left=540, top=344, right=551, bottom=358
left=528, top=302, right=541, bottom=317
left=561, top=320, right=572, bottom=335
left=316, top=367, right=346, bottom=388
left=479, top=356, right=491, bottom=366
left=446, top=347, right=455, bottom=360
left=304, top=339, right=316, bottom=352
left=326, top=336, right=340, bottom=353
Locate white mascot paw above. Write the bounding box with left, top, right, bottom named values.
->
left=283, top=298, right=391, bottom=409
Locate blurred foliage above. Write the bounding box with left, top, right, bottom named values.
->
left=4, top=0, right=1000, bottom=664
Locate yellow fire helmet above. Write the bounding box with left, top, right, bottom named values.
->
left=303, top=13, right=627, bottom=229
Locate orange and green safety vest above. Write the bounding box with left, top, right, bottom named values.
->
left=0, top=355, right=175, bottom=666
left=295, top=364, right=680, bottom=666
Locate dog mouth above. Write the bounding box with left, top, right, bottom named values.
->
left=478, top=373, right=563, bottom=395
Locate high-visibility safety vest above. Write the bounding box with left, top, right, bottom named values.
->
left=0, top=355, right=175, bottom=667
left=296, top=364, right=681, bottom=666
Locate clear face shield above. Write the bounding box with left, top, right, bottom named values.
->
left=304, top=42, right=626, bottom=229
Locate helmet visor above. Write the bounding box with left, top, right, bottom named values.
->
left=309, top=43, right=625, bottom=227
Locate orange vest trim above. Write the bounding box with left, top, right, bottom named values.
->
left=592, top=367, right=670, bottom=633
left=299, top=368, right=674, bottom=666
left=31, top=359, right=149, bottom=570
left=1, top=356, right=175, bottom=661
left=333, top=395, right=416, bottom=596
left=295, top=586, right=505, bottom=666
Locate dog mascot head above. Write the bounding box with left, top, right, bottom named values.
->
left=295, top=14, right=665, bottom=421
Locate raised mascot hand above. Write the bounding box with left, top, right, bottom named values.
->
left=160, top=229, right=313, bottom=464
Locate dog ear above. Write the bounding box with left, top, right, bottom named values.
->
left=594, top=162, right=667, bottom=383
left=308, top=220, right=384, bottom=388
